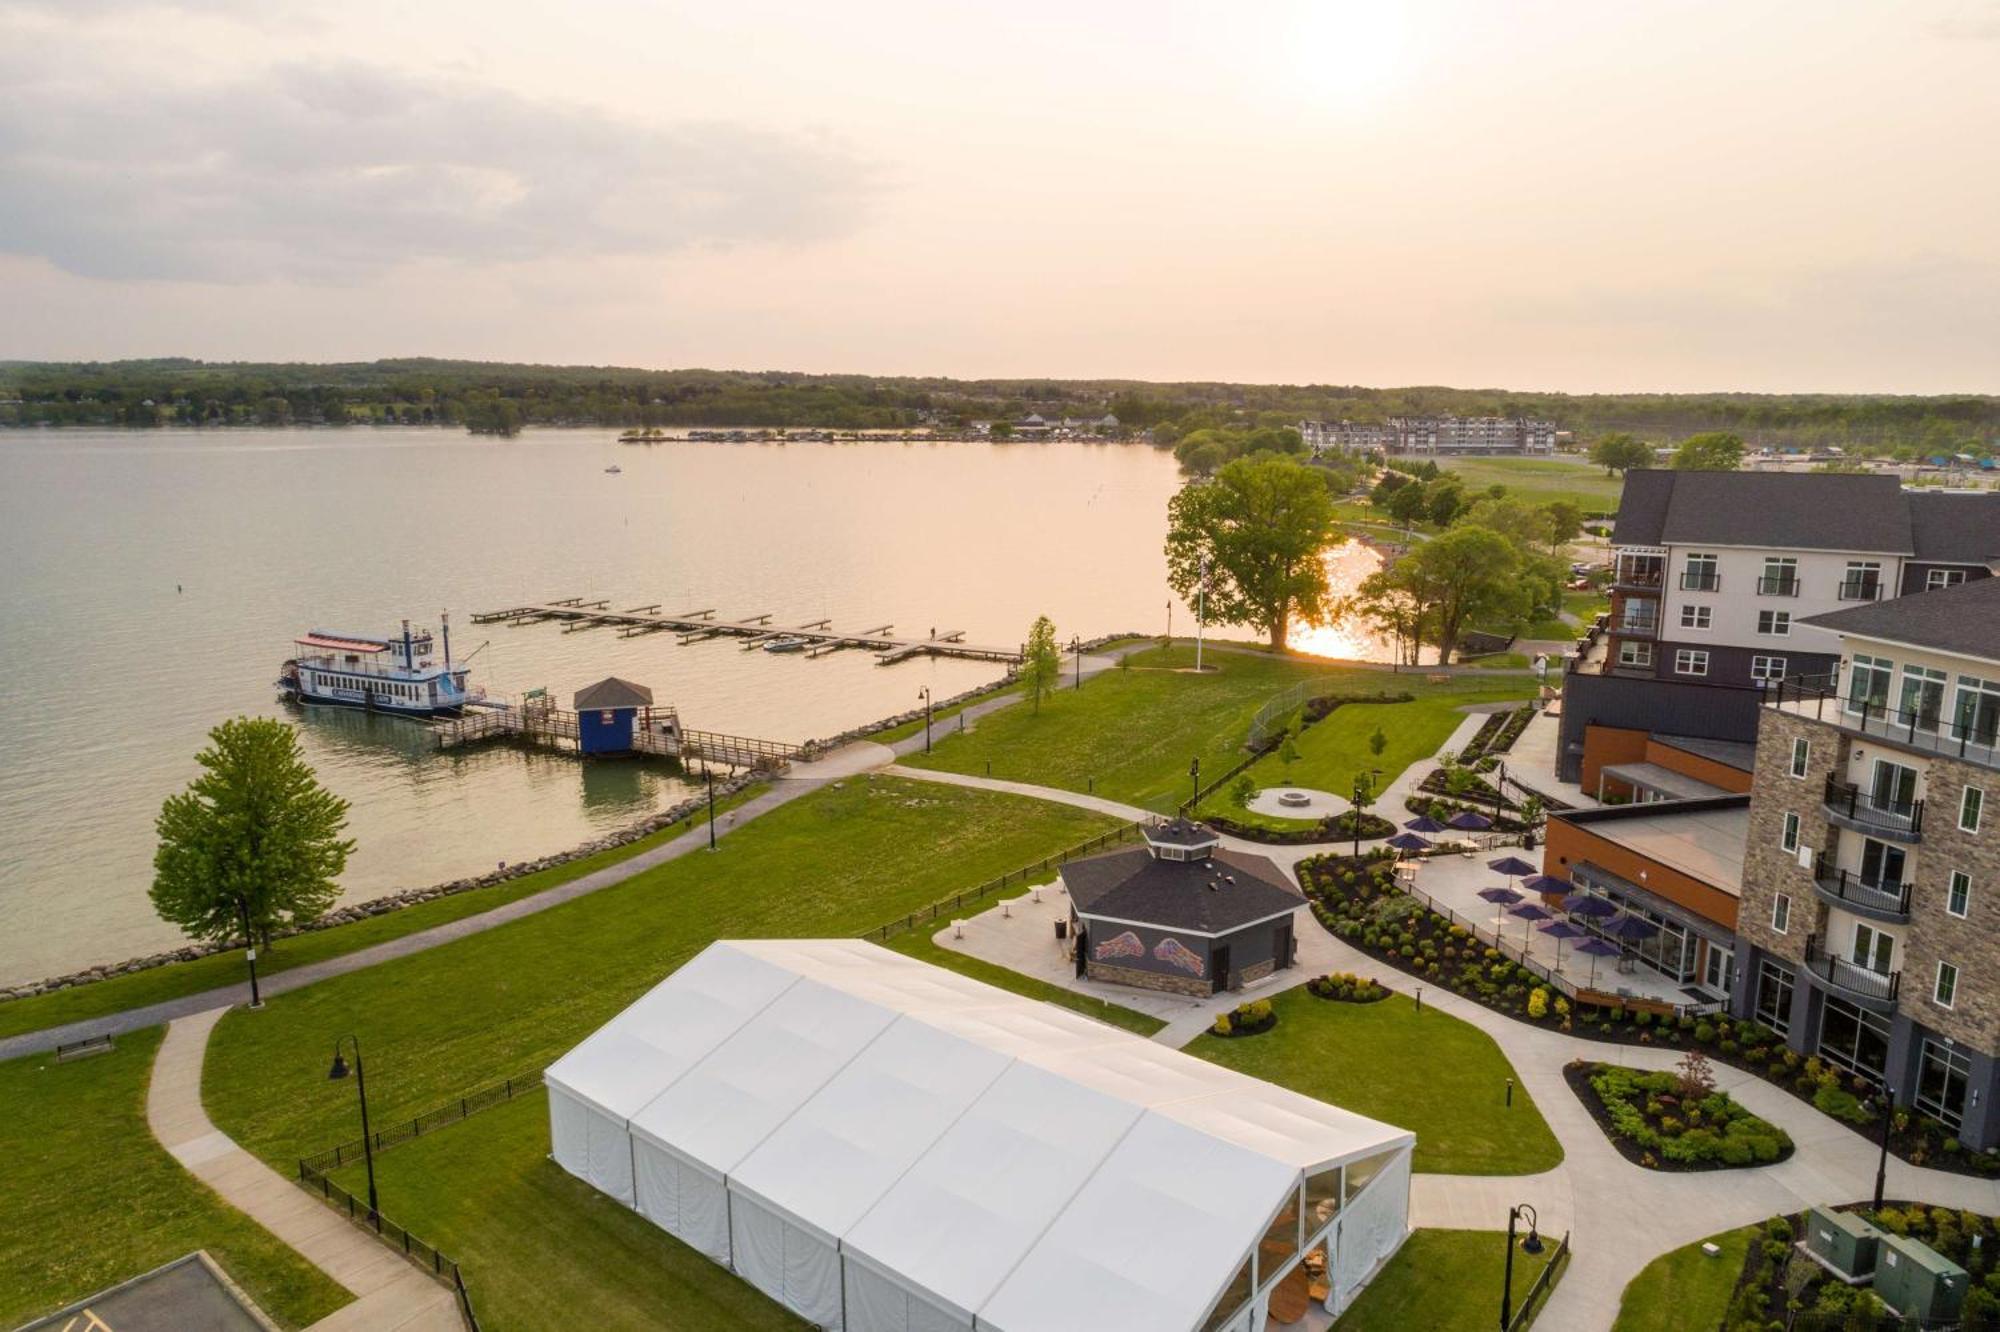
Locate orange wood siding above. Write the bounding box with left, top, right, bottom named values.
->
left=1541, top=818, right=1739, bottom=932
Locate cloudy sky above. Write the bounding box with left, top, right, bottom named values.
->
left=1, top=0, right=1996, bottom=391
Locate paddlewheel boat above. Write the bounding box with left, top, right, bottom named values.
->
left=278, top=615, right=480, bottom=717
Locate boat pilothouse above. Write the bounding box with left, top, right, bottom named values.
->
left=278, top=614, right=480, bottom=717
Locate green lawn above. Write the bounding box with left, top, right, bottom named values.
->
left=327, top=1094, right=801, bottom=1332
left=0, top=1028, right=350, bottom=1330
left=885, top=929, right=1165, bottom=1036
left=1190, top=989, right=1563, bottom=1175
left=1611, top=1224, right=1756, bottom=1332
left=904, top=645, right=1528, bottom=815
left=1335, top=1228, right=1567, bottom=1331
left=204, top=777, right=1120, bottom=1165
left=1197, top=690, right=1529, bottom=830
left=0, top=783, right=769, bottom=1042
left=1423, top=455, right=1623, bottom=514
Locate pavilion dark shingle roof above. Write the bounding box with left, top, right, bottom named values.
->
left=1801, top=576, right=2000, bottom=664
left=1906, top=492, right=2000, bottom=564
left=1145, top=819, right=1220, bottom=848
left=573, top=677, right=655, bottom=710
left=1063, top=847, right=1302, bottom=935
left=1611, top=470, right=1912, bottom=553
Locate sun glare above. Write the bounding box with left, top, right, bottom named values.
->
left=1285, top=4, right=1412, bottom=113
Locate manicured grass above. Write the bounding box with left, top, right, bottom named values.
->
left=327, top=1094, right=802, bottom=1331
left=0, top=783, right=769, bottom=1042
left=905, top=645, right=1528, bottom=815
left=1422, top=455, right=1623, bottom=513
left=1190, top=989, right=1563, bottom=1175
left=1611, top=1224, right=1756, bottom=1332
left=1334, top=1228, right=1566, bottom=1331
left=0, top=1028, right=350, bottom=1330
left=885, top=929, right=1166, bottom=1036
left=204, top=777, right=1120, bottom=1165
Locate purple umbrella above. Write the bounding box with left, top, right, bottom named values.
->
left=1508, top=901, right=1552, bottom=947
left=1477, top=885, right=1522, bottom=939
left=1573, top=937, right=1621, bottom=986
left=1403, top=815, right=1449, bottom=833
left=1539, top=919, right=1586, bottom=968
left=1523, top=874, right=1571, bottom=898
left=1488, top=855, right=1538, bottom=880
left=1567, top=895, right=1619, bottom=919
left=1603, top=913, right=1660, bottom=941
left=1449, top=810, right=1494, bottom=831
left=1386, top=832, right=1434, bottom=853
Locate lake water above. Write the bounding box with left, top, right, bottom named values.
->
left=0, top=428, right=1386, bottom=981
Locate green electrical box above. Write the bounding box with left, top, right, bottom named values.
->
left=1803, top=1206, right=1882, bottom=1281
left=1875, top=1234, right=1967, bottom=1321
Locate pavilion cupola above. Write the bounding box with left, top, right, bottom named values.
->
left=1142, top=818, right=1221, bottom=862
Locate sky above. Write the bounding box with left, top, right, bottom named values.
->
left=1, top=0, right=1996, bottom=392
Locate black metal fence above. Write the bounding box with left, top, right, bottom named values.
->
left=298, top=1071, right=543, bottom=1176
left=1507, top=1231, right=1570, bottom=1331
left=870, top=823, right=1145, bottom=941
left=294, top=1155, right=467, bottom=1292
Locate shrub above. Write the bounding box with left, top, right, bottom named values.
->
left=1527, top=988, right=1549, bottom=1019
left=1694, top=1021, right=1716, bottom=1044
left=1212, top=1013, right=1232, bottom=1036
left=1813, top=1085, right=1873, bottom=1125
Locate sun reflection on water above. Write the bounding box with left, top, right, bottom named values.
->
left=1285, top=539, right=1398, bottom=662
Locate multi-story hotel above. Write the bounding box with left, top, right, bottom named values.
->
left=1733, top=577, right=2000, bottom=1147
left=1557, top=471, right=1998, bottom=784
left=1298, top=415, right=1556, bottom=455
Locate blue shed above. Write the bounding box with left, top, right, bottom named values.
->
left=572, top=677, right=654, bottom=755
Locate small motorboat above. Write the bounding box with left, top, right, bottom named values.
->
left=604, top=464, right=622, bottom=474
left=763, top=636, right=809, bottom=653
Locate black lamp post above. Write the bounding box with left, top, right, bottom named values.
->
left=1071, top=636, right=1082, bottom=690
left=327, top=1035, right=378, bottom=1221
left=706, top=769, right=717, bottom=850
left=1500, top=1202, right=1544, bottom=1329
left=1874, top=1084, right=1898, bottom=1212
left=918, top=686, right=933, bottom=754
left=237, top=900, right=262, bottom=1011
left=1189, top=756, right=1201, bottom=810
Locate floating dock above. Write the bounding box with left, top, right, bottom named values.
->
left=470, top=598, right=1020, bottom=666
left=431, top=700, right=799, bottom=771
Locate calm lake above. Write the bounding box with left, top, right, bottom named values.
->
left=0, top=428, right=1386, bottom=981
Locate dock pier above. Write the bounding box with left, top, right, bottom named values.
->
left=432, top=700, right=799, bottom=771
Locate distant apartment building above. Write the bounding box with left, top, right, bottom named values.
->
left=1298, top=415, right=1556, bottom=455
left=1733, top=577, right=2000, bottom=1147
left=1298, top=419, right=1394, bottom=452
left=1556, top=472, right=1999, bottom=783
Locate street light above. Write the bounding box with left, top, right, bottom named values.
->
left=1071, top=636, right=1082, bottom=691
left=1189, top=756, right=1201, bottom=811
left=237, top=900, right=262, bottom=1010
left=706, top=768, right=718, bottom=850
left=1874, top=1084, right=1898, bottom=1212
left=327, top=1035, right=378, bottom=1222
left=1500, top=1202, right=1544, bottom=1329
left=918, top=686, right=933, bottom=755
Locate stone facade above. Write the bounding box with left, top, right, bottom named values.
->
left=1087, top=961, right=1211, bottom=998
left=1240, top=958, right=1277, bottom=986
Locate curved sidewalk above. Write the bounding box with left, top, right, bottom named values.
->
left=147, top=1008, right=460, bottom=1331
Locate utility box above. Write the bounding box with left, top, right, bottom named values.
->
left=1875, top=1235, right=1967, bottom=1322
left=1803, top=1206, right=1882, bottom=1281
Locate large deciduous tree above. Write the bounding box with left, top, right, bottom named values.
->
left=1672, top=431, right=1745, bottom=471
left=1589, top=432, right=1652, bottom=475
left=1021, top=615, right=1061, bottom=713
left=151, top=717, right=354, bottom=947
left=1398, top=525, right=1527, bottom=664
left=1165, top=456, right=1340, bottom=649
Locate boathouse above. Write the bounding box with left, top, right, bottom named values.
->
left=572, top=677, right=654, bottom=755
left=1062, top=821, right=1304, bottom=996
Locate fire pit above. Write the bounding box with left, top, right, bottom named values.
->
left=1276, top=790, right=1312, bottom=809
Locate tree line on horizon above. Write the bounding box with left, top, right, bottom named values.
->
left=1, top=357, right=1994, bottom=452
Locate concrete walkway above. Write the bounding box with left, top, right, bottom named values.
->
left=146, top=1008, right=460, bottom=1331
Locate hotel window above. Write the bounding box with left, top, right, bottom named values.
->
left=1948, top=870, right=1971, bottom=918
left=1755, top=610, right=1791, bottom=636
left=1917, top=1040, right=1972, bottom=1132
left=1759, top=557, right=1799, bottom=595
left=1841, top=561, right=1883, bottom=600
left=1898, top=665, right=1947, bottom=732
left=1935, top=962, right=1959, bottom=1009
left=1617, top=641, right=1653, bottom=669
left=1927, top=568, right=1967, bottom=591
left=1681, top=553, right=1719, bottom=591
left=1790, top=738, right=1810, bottom=778
left=1846, top=654, right=1893, bottom=716
left=1674, top=649, right=1708, bottom=677
left=1780, top=812, right=1800, bottom=853
left=1963, top=787, right=1985, bottom=834
left=1850, top=922, right=1895, bottom=975
left=1679, top=604, right=1711, bottom=630
left=1817, top=995, right=1891, bottom=1081
left=1956, top=676, right=2000, bottom=748
left=1751, top=655, right=1787, bottom=683
left=1771, top=892, right=1790, bottom=934
left=1755, top=959, right=1795, bottom=1034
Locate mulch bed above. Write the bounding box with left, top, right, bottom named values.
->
left=1207, top=811, right=1396, bottom=845
left=1563, top=1061, right=1795, bottom=1173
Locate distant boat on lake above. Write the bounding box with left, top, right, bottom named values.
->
left=604, top=464, right=622, bottom=474
left=762, top=636, right=810, bottom=653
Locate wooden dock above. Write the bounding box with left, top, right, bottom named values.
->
left=432, top=701, right=798, bottom=771
left=470, top=598, right=1021, bottom=666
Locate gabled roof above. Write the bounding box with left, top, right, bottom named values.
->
left=573, top=676, right=654, bottom=710
left=1061, top=847, right=1303, bottom=935
left=1611, top=470, right=1912, bottom=553
left=1801, top=575, right=2000, bottom=665
left=1906, top=492, right=2000, bottom=565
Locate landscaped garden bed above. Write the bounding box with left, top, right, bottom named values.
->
left=1457, top=705, right=1536, bottom=764
left=1204, top=809, right=1396, bottom=844
left=1403, top=793, right=1535, bottom=834
left=1210, top=998, right=1275, bottom=1037
left=1305, top=971, right=1388, bottom=1003
left=1566, top=1056, right=1793, bottom=1170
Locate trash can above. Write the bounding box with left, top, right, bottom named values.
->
left=1054, top=919, right=1068, bottom=941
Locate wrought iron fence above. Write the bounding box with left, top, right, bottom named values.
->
left=298, top=1071, right=544, bottom=1176
left=295, top=1155, right=466, bottom=1289
left=869, top=823, right=1146, bottom=941
left=1506, top=1231, right=1570, bottom=1331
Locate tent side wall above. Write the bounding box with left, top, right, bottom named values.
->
left=633, top=1135, right=733, bottom=1263
left=843, top=1257, right=975, bottom=1332
left=1333, top=1145, right=1413, bottom=1312
left=729, top=1187, right=844, bottom=1331
left=546, top=1081, right=635, bottom=1206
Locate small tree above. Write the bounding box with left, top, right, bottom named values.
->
left=151, top=717, right=354, bottom=947
left=1676, top=1047, right=1717, bottom=1100
left=1278, top=728, right=1301, bottom=770
left=1230, top=775, right=1258, bottom=809
left=1369, top=727, right=1388, bottom=760
left=1022, top=615, right=1061, bottom=714
left=1349, top=770, right=1380, bottom=856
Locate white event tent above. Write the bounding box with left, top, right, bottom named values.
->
left=545, top=939, right=1414, bottom=1332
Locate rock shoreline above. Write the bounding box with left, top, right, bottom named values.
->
left=0, top=631, right=1145, bottom=1004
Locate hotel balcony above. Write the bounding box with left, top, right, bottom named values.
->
left=1804, top=935, right=1900, bottom=1011
left=1679, top=571, right=1721, bottom=592
left=1836, top=578, right=1884, bottom=602
left=1810, top=854, right=1912, bottom=924
left=1822, top=774, right=1924, bottom=842
left=1612, top=564, right=1664, bottom=591
left=1764, top=677, right=2000, bottom=774
left=1606, top=613, right=1659, bottom=639
left=1756, top=575, right=1801, bottom=597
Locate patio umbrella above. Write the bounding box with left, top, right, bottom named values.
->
left=1448, top=810, right=1494, bottom=831
left=1566, top=894, right=1619, bottom=919
left=1403, top=815, right=1449, bottom=833
left=1523, top=874, right=1571, bottom=898
left=1573, top=937, right=1621, bottom=987
left=1386, top=832, right=1434, bottom=853
left=1487, top=855, right=1538, bottom=880
left=1507, top=901, right=1552, bottom=948
left=1603, top=913, right=1660, bottom=942
left=1477, top=885, right=1522, bottom=940
left=1538, top=919, right=1586, bottom=969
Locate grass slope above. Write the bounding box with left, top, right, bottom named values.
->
left=1611, top=1224, right=1757, bottom=1332
left=204, top=777, right=1118, bottom=1164
left=0, top=784, right=768, bottom=1041
left=1425, top=455, right=1624, bottom=513
left=1334, top=1228, right=1566, bottom=1331
left=903, top=645, right=1524, bottom=814
left=1190, top=989, right=1563, bottom=1175
left=0, top=1028, right=349, bottom=1330
left=329, top=1095, right=803, bottom=1332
